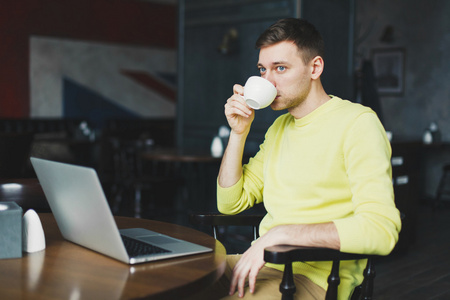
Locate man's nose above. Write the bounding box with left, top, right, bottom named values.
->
left=262, top=73, right=276, bottom=87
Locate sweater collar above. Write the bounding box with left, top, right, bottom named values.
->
left=293, top=96, right=341, bottom=127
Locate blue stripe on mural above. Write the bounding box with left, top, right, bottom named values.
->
left=63, top=77, right=138, bottom=129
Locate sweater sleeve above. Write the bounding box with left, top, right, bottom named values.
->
left=217, top=135, right=267, bottom=215
left=333, top=112, right=401, bottom=255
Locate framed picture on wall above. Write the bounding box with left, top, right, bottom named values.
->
left=371, top=48, right=405, bottom=95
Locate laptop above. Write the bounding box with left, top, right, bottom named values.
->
left=30, top=157, right=212, bottom=264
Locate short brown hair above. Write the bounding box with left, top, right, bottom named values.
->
left=255, top=18, right=325, bottom=65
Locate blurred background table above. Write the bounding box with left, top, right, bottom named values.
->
left=117, top=148, right=222, bottom=223
left=140, top=148, right=221, bottom=163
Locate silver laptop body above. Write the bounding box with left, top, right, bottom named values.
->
left=30, top=157, right=212, bottom=264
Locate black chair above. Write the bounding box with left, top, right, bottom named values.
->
left=190, top=213, right=378, bottom=300
left=0, top=132, right=34, bottom=178
left=435, top=164, right=450, bottom=208
left=106, top=137, right=182, bottom=218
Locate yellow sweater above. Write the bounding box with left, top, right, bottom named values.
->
left=217, top=96, right=401, bottom=300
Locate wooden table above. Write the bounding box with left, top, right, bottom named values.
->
left=0, top=214, right=226, bottom=300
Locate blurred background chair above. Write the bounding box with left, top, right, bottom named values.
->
left=106, top=137, right=182, bottom=219
left=0, top=133, right=34, bottom=178
left=435, top=163, right=450, bottom=208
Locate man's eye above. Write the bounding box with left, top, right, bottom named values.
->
left=259, top=67, right=266, bottom=74
left=277, top=66, right=286, bottom=72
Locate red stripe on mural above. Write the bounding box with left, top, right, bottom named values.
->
left=121, top=70, right=176, bottom=103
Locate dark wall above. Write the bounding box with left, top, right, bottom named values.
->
left=178, top=0, right=355, bottom=153
left=302, top=0, right=355, bottom=100
left=356, top=0, right=450, bottom=142
left=356, top=0, right=450, bottom=196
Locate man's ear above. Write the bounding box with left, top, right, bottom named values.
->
left=310, top=56, right=324, bottom=80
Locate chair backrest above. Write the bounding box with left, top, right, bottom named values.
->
left=0, top=133, right=34, bottom=178
left=189, top=213, right=264, bottom=240
left=436, top=164, right=450, bottom=206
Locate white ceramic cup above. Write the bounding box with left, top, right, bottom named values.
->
left=243, top=76, right=277, bottom=110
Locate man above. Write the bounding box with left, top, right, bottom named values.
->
left=216, top=18, right=401, bottom=299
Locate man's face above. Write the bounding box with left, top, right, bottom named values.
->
left=257, top=41, right=312, bottom=111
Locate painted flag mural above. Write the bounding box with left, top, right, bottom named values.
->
left=0, top=1, right=176, bottom=123
left=30, top=36, right=176, bottom=129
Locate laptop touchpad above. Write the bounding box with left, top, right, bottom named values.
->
left=140, top=236, right=180, bottom=245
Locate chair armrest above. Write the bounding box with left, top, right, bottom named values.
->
left=189, top=213, right=264, bottom=227
left=264, top=245, right=372, bottom=264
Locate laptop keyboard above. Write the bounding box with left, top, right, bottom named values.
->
left=121, top=235, right=171, bottom=257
